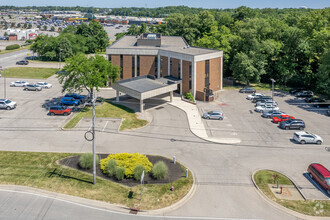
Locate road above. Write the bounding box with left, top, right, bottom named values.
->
left=0, top=77, right=329, bottom=219
left=0, top=49, right=31, bottom=68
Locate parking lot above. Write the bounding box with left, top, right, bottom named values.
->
left=198, top=89, right=330, bottom=200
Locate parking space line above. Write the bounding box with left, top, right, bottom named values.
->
left=102, top=121, right=109, bottom=132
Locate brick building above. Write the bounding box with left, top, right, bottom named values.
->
left=106, top=33, right=223, bottom=101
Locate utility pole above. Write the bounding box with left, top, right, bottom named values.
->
left=271, top=78, right=276, bottom=114
left=92, top=89, right=96, bottom=184
left=59, top=48, right=63, bottom=69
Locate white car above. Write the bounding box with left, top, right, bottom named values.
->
left=10, top=81, right=29, bottom=87
left=247, top=93, right=263, bottom=100
left=256, top=101, right=278, bottom=107
left=36, top=82, right=52, bottom=89
left=293, top=131, right=323, bottom=145
left=255, top=105, right=279, bottom=113
left=0, top=99, right=17, bottom=110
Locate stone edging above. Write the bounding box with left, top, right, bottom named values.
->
left=251, top=169, right=329, bottom=220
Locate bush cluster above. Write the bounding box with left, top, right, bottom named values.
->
left=184, top=92, right=195, bottom=102
left=151, top=161, right=168, bottom=179
left=79, top=153, right=99, bottom=169
left=100, top=153, right=153, bottom=178
left=134, top=165, right=146, bottom=181
left=6, top=44, right=20, bottom=50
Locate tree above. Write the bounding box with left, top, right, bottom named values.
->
left=43, top=25, right=47, bottom=31
left=10, top=22, right=15, bottom=28
left=316, top=49, right=330, bottom=97
left=4, top=32, right=8, bottom=37
left=140, top=23, right=147, bottom=34
left=28, top=23, right=32, bottom=29
left=51, top=26, right=55, bottom=32
left=23, top=23, right=27, bottom=29
left=37, top=25, right=41, bottom=29
left=16, top=23, right=21, bottom=28
left=58, top=53, right=119, bottom=98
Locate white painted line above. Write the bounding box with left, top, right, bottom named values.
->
left=102, top=121, right=109, bottom=132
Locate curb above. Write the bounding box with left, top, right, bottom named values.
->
left=251, top=169, right=330, bottom=220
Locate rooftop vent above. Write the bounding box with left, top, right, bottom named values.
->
left=147, top=34, right=157, bottom=40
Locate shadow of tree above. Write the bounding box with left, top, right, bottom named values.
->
left=48, top=168, right=93, bottom=184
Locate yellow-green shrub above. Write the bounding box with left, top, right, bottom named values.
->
left=100, top=153, right=153, bottom=178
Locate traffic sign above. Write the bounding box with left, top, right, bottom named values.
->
left=27, top=53, right=29, bottom=57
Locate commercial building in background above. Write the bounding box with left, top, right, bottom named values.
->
left=106, top=33, right=223, bottom=101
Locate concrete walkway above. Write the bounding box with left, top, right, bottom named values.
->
left=169, top=97, right=241, bottom=144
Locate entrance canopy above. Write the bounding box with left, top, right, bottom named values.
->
left=113, top=75, right=181, bottom=112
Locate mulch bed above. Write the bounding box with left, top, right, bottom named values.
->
left=58, top=154, right=185, bottom=187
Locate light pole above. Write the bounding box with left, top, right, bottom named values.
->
left=271, top=78, right=276, bottom=114
left=92, top=89, right=96, bottom=184
left=1, top=68, right=8, bottom=99
left=59, top=48, right=63, bottom=69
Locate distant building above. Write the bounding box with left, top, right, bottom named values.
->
left=6, top=29, right=39, bottom=40
left=107, top=33, right=223, bottom=101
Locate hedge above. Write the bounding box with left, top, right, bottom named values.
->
left=6, top=44, right=20, bottom=50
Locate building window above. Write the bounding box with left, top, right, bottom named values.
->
left=189, top=63, right=192, bottom=91
left=205, top=60, right=210, bottom=88
left=132, top=56, right=135, bottom=77
left=137, top=55, right=140, bottom=76
left=160, top=57, right=163, bottom=77
left=178, top=62, right=181, bottom=78
left=170, top=59, right=173, bottom=76
left=120, top=55, right=123, bottom=79
left=154, top=56, right=158, bottom=76
left=108, top=55, right=112, bottom=62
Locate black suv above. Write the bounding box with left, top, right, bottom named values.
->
left=252, top=96, right=272, bottom=103
left=279, top=119, right=305, bottom=130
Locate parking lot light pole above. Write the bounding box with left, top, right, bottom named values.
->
left=92, top=89, right=96, bottom=184
left=59, top=48, right=63, bottom=69
left=271, top=79, right=276, bottom=114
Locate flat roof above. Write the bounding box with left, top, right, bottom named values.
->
left=117, top=77, right=167, bottom=93
left=108, top=35, right=220, bottom=56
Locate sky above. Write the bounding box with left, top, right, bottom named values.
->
left=0, top=0, right=329, bottom=9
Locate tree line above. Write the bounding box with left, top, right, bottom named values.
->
left=30, top=20, right=109, bottom=61
left=124, top=7, right=329, bottom=97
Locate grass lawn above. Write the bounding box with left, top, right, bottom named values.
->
left=224, top=83, right=291, bottom=92
left=254, top=170, right=330, bottom=217
left=0, top=151, right=193, bottom=210
left=64, top=100, right=148, bottom=130
left=5, top=67, right=57, bottom=79
left=0, top=45, right=31, bottom=55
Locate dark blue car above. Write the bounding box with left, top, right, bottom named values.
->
left=61, top=97, right=79, bottom=106
left=65, top=93, right=85, bottom=103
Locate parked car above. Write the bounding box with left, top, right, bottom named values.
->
left=49, top=106, right=72, bottom=116
left=289, top=88, right=306, bottom=94
left=239, top=87, right=256, bottom=93
left=307, top=163, right=330, bottom=195
left=305, top=97, right=325, bottom=103
left=64, top=93, right=85, bottom=103
left=261, top=110, right=285, bottom=118
left=202, top=111, right=224, bottom=120
left=327, top=110, right=330, bottom=116
left=293, top=131, right=323, bottom=145
left=16, top=60, right=29, bottom=65
left=279, top=119, right=305, bottom=130
left=0, top=99, right=17, bottom=110
left=255, top=105, right=279, bottom=113
left=36, top=82, right=52, bottom=89
left=252, top=96, right=272, bottom=103
left=296, top=90, right=313, bottom=98
left=313, top=102, right=330, bottom=108
left=247, top=93, right=263, bottom=100
left=61, top=97, right=79, bottom=106
left=23, top=84, right=42, bottom=91
left=256, top=100, right=277, bottom=107
left=272, top=115, right=295, bottom=123
left=10, top=81, right=29, bottom=87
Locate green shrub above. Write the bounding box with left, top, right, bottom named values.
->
left=79, top=153, right=99, bottom=169
left=134, top=165, right=146, bottom=181
left=151, top=161, right=168, bottom=179
left=115, top=167, right=125, bottom=180
left=105, top=159, right=117, bottom=177
left=6, top=44, right=20, bottom=50
left=184, top=92, right=195, bottom=102
left=100, top=153, right=152, bottom=178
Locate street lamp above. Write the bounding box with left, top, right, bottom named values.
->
left=1, top=68, right=8, bottom=99
left=59, top=48, right=63, bottom=69
left=271, top=78, right=276, bottom=114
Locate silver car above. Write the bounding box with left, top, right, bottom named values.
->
left=293, top=131, right=323, bottom=145
left=202, top=111, right=224, bottom=120
left=23, top=84, right=42, bottom=91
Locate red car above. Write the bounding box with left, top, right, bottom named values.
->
left=307, top=163, right=330, bottom=195
left=49, top=106, right=72, bottom=116
left=272, top=115, right=295, bottom=123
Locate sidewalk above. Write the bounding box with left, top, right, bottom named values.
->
left=169, top=97, right=241, bottom=144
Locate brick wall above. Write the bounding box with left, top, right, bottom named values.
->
left=170, top=58, right=180, bottom=78
left=111, top=55, right=120, bottom=80
left=123, top=55, right=132, bottom=79
left=209, top=57, right=221, bottom=92
left=161, top=56, right=168, bottom=77
left=182, top=60, right=191, bottom=95
left=140, top=55, right=156, bottom=77
left=196, top=61, right=205, bottom=92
